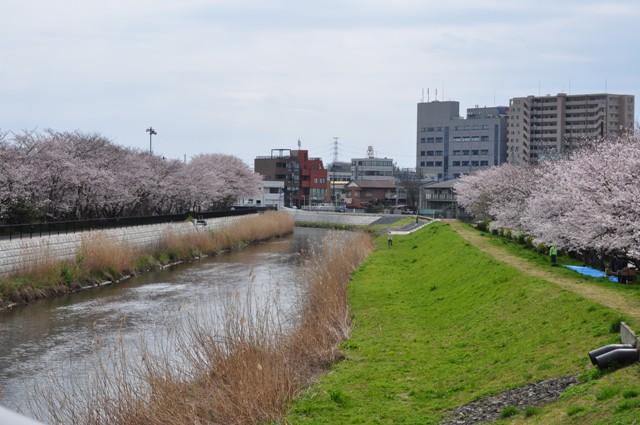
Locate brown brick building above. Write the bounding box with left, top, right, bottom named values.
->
left=254, top=149, right=329, bottom=208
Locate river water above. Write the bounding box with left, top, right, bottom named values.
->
left=0, top=227, right=335, bottom=420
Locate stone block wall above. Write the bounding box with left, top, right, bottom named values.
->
left=0, top=216, right=242, bottom=276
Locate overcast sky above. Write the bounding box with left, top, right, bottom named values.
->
left=2, top=0, right=639, bottom=168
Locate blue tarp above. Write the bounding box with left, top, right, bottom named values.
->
left=564, top=265, right=618, bottom=282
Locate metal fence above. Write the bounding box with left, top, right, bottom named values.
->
left=0, top=206, right=276, bottom=241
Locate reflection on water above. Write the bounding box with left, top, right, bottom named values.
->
left=0, top=227, right=340, bottom=418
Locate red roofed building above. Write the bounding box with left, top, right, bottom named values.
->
left=344, top=180, right=399, bottom=209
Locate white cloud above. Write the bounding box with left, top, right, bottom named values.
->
left=1, top=0, right=638, bottom=167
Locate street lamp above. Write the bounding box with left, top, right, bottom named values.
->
left=146, top=126, right=157, bottom=155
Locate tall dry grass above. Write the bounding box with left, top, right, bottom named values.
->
left=79, top=232, right=138, bottom=276
left=35, top=230, right=374, bottom=425
left=0, top=211, right=294, bottom=306
left=157, top=211, right=294, bottom=260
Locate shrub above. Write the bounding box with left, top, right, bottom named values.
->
left=536, top=242, right=548, bottom=254
left=596, top=386, right=621, bottom=401
left=567, top=405, right=586, bottom=416
left=500, top=405, right=519, bottom=419
left=328, top=389, right=350, bottom=407
left=476, top=220, right=491, bottom=232
left=524, top=406, right=542, bottom=417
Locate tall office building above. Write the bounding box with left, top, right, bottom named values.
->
left=416, top=101, right=508, bottom=181
left=507, top=93, right=635, bottom=164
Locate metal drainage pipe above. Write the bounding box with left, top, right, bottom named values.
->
left=594, top=348, right=639, bottom=369
left=588, top=344, right=634, bottom=365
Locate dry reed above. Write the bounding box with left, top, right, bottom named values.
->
left=0, top=211, right=294, bottom=306
left=79, top=232, right=138, bottom=276
left=35, top=229, right=374, bottom=425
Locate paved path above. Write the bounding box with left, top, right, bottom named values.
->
left=448, top=220, right=640, bottom=323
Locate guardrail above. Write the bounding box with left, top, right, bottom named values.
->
left=0, top=206, right=276, bottom=241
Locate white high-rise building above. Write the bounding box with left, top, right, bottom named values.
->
left=507, top=93, right=635, bottom=164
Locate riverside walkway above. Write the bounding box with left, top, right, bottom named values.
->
left=448, top=220, right=640, bottom=324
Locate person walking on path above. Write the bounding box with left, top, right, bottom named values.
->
left=549, top=246, right=558, bottom=266
left=387, top=231, right=393, bottom=247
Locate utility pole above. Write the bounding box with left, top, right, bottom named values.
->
left=332, top=137, right=338, bottom=209
left=146, top=127, right=157, bottom=155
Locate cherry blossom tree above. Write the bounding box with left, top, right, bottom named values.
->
left=454, top=163, right=539, bottom=230
left=524, top=134, right=640, bottom=261
left=0, top=130, right=264, bottom=223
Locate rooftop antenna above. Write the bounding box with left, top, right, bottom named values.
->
left=427, top=88, right=430, bottom=102
left=435, top=88, right=438, bottom=101
left=297, top=139, right=301, bottom=149
left=421, top=88, right=424, bottom=102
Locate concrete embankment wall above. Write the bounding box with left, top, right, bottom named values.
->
left=0, top=217, right=242, bottom=276
left=284, top=209, right=383, bottom=226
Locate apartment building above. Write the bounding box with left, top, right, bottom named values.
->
left=254, top=149, right=329, bottom=208
left=507, top=93, right=635, bottom=164
left=416, top=101, right=508, bottom=181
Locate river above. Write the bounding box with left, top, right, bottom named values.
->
left=0, top=227, right=336, bottom=421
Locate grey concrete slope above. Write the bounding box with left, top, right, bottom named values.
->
left=283, top=208, right=383, bottom=226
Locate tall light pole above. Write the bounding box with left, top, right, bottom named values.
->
left=146, top=127, right=157, bottom=155
left=332, top=137, right=338, bottom=209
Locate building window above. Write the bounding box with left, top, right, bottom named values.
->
left=480, top=161, right=489, bottom=166
left=420, top=137, right=426, bottom=143
left=435, top=161, right=443, bottom=166
left=426, top=161, right=434, bottom=166
left=452, top=161, right=460, bottom=166
left=427, top=151, right=434, bottom=156
left=435, top=150, right=443, bottom=156
left=420, top=161, right=426, bottom=166
left=420, top=150, right=426, bottom=156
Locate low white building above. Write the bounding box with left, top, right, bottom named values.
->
left=236, top=180, right=285, bottom=208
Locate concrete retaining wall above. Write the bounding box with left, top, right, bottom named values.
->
left=283, top=208, right=382, bottom=226
left=0, top=217, right=242, bottom=276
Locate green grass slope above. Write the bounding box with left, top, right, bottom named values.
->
left=287, top=222, right=637, bottom=424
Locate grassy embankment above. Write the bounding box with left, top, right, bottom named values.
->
left=476, top=224, right=640, bottom=306
left=37, top=229, right=375, bottom=425
left=287, top=221, right=640, bottom=424
left=0, top=211, right=294, bottom=308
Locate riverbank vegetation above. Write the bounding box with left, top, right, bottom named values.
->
left=287, top=222, right=640, bottom=424
left=0, top=130, right=263, bottom=223
left=35, top=229, right=375, bottom=424
left=0, top=211, right=294, bottom=308
left=455, top=132, right=640, bottom=266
